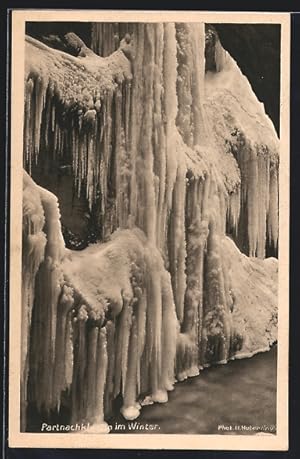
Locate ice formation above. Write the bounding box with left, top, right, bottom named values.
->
left=22, top=170, right=65, bottom=429
left=204, top=35, right=279, bottom=257
left=21, top=23, right=279, bottom=431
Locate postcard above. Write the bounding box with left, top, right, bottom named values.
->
left=9, top=9, right=289, bottom=450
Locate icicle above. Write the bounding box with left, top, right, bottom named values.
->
left=215, top=39, right=228, bottom=72
left=161, top=270, right=179, bottom=390
left=176, top=173, right=210, bottom=378
left=52, top=285, right=74, bottom=409
left=21, top=172, right=47, bottom=429
left=146, top=256, right=163, bottom=402
left=71, top=305, right=88, bottom=424
left=85, top=111, right=97, bottom=209
left=90, top=327, right=109, bottom=432
left=113, top=297, right=132, bottom=398
left=247, top=147, right=259, bottom=257
left=23, top=173, right=65, bottom=416
left=227, top=187, right=241, bottom=236
left=64, top=310, right=74, bottom=387
left=136, top=24, right=157, bottom=243
left=33, top=75, right=47, bottom=162
left=103, top=321, right=116, bottom=418
left=152, top=24, right=166, bottom=248
left=163, top=23, right=179, bottom=210
left=135, top=290, right=147, bottom=394
left=115, top=86, right=123, bottom=225
left=190, top=23, right=206, bottom=147
left=24, top=78, right=34, bottom=172
left=51, top=99, right=56, bottom=132
left=168, top=162, right=187, bottom=323
left=256, top=152, right=268, bottom=258
left=175, top=23, right=194, bottom=146
left=200, top=197, right=233, bottom=366
left=115, top=84, right=131, bottom=229
left=121, top=316, right=141, bottom=420
left=128, top=25, right=144, bottom=224
left=86, top=326, right=98, bottom=422
left=268, top=163, right=279, bottom=249
left=121, top=300, right=133, bottom=396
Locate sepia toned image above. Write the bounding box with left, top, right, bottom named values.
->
left=9, top=10, right=289, bottom=450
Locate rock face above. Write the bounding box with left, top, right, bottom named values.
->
left=213, top=24, right=281, bottom=135
left=22, top=23, right=279, bottom=431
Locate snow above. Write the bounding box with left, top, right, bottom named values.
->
left=63, top=228, right=178, bottom=422
left=221, top=236, right=278, bottom=357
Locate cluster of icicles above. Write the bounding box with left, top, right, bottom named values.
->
left=22, top=22, right=279, bottom=431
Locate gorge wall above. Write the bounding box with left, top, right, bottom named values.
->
left=21, top=23, right=279, bottom=432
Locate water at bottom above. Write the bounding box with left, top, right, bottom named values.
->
left=109, top=345, right=277, bottom=435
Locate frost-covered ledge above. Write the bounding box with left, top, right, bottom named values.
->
left=24, top=34, right=132, bottom=173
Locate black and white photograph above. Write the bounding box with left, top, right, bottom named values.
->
left=9, top=10, right=289, bottom=450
